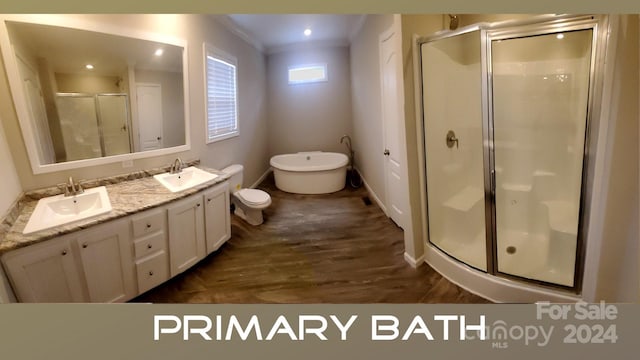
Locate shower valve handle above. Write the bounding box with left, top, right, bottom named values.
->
left=446, top=130, right=459, bottom=149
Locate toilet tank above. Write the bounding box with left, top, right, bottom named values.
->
left=222, top=164, right=243, bottom=193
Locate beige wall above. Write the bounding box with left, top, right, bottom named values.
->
left=37, top=59, right=66, bottom=162
left=0, top=115, right=22, bottom=217
left=0, top=115, right=19, bottom=302
left=267, top=45, right=352, bottom=157
left=349, top=15, right=395, bottom=204
left=594, top=15, right=639, bottom=302
left=55, top=73, right=120, bottom=93
left=400, top=14, right=444, bottom=259
left=134, top=69, right=185, bottom=148
left=0, top=14, right=269, bottom=190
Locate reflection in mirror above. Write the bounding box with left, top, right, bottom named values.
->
left=4, top=20, right=186, bottom=165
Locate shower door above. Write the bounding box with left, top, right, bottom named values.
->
left=56, top=93, right=133, bottom=161
left=56, top=94, right=102, bottom=161
left=97, top=94, right=132, bottom=156
left=421, top=29, right=488, bottom=271
left=489, top=28, right=594, bottom=287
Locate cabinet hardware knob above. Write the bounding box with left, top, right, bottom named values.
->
left=147, top=244, right=152, bottom=249
left=149, top=271, right=154, bottom=276
left=62, top=250, right=67, bottom=256
left=207, top=198, right=211, bottom=203
left=146, top=223, right=151, bottom=228
left=197, top=203, right=201, bottom=207
left=82, top=243, right=88, bottom=249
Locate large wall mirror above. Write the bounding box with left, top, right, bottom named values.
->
left=0, top=15, right=190, bottom=174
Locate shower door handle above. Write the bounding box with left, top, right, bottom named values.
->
left=491, top=170, right=496, bottom=196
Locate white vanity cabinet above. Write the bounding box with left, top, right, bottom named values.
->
left=2, top=218, right=135, bottom=303
left=73, top=218, right=136, bottom=303
left=167, top=193, right=206, bottom=276
left=167, top=181, right=231, bottom=276
left=204, top=182, right=231, bottom=254
left=2, top=235, right=86, bottom=303
left=130, top=208, right=169, bottom=294
left=2, top=179, right=231, bottom=302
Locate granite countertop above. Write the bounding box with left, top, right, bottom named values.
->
left=0, top=165, right=230, bottom=255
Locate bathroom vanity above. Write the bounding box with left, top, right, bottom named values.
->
left=0, top=166, right=230, bottom=303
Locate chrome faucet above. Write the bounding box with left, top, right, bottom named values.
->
left=170, top=158, right=184, bottom=174
left=59, top=176, right=84, bottom=197
left=340, top=135, right=353, bottom=154
left=340, top=135, right=355, bottom=168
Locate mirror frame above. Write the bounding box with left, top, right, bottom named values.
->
left=0, top=14, right=191, bottom=174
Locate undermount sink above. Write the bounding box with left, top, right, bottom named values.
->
left=23, top=186, right=112, bottom=234
left=153, top=166, right=218, bottom=193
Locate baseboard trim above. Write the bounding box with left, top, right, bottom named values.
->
left=355, top=167, right=388, bottom=215
left=250, top=167, right=272, bottom=189
left=403, top=252, right=425, bottom=268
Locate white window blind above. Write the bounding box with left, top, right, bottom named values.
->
left=205, top=47, right=238, bottom=143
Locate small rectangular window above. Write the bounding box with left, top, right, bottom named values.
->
left=204, top=44, right=238, bottom=143
left=288, top=64, right=328, bottom=84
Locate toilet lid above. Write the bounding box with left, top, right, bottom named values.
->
left=237, top=189, right=270, bottom=205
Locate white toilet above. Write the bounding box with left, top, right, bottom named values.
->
left=222, top=164, right=271, bottom=225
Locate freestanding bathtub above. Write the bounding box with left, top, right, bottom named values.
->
left=270, top=152, right=349, bottom=194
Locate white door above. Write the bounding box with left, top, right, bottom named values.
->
left=16, top=55, right=55, bottom=164
left=136, top=84, right=163, bottom=151
left=380, top=23, right=408, bottom=228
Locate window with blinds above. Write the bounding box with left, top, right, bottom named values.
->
left=205, top=45, right=238, bottom=143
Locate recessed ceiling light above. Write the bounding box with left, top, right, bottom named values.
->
left=85, top=64, right=94, bottom=70
left=556, top=33, right=564, bottom=39
left=304, top=28, right=312, bottom=36
left=154, top=48, right=164, bottom=56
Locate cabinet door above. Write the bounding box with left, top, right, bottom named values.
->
left=2, top=236, right=86, bottom=303
left=168, top=194, right=205, bottom=276
left=204, top=182, right=231, bottom=254
left=75, top=219, right=136, bottom=303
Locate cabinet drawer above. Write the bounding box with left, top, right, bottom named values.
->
left=131, top=209, right=164, bottom=238
left=133, top=232, right=166, bottom=260
left=136, top=251, right=169, bottom=294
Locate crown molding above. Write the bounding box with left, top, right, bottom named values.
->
left=210, top=15, right=265, bottom=53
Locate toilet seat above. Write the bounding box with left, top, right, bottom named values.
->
left=236, top=189, right=271, bottom=206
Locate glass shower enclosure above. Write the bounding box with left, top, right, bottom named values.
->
left=419, top=15, right=602, bottom=290
left=56, top=93, right=132, bottom=162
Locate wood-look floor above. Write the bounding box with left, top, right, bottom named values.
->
left=132, top=174, right=490, bottom=303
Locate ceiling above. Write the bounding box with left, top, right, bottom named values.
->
left=8, top=21, right=183, bottom=76
left=223, top=14, right=365, bottom=53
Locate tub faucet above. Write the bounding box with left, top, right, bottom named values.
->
left=340, top=135, right=353, bottom=154
left=340, top=135, right=354, bottom=167
left=170, top=158, right=184, bottom=174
